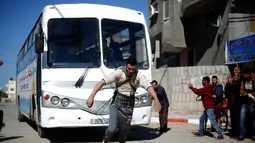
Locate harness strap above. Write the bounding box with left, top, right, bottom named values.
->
left=120, top=67, right=138, bottom=92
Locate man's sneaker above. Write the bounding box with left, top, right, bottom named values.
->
left=192, top=132, right=203, bottom=137
left=237, top=137, right=245, bottom=141
left=216, top=136, right=224, bottom=140
left=159, top=127, right=167, bottom=133
left=251, top=137, right=255, bottom=141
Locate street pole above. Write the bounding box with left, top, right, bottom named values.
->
left=0, top=60, right=5, bottom=132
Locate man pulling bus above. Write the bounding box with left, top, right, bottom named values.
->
left=86, top=57, right=161, bottom=143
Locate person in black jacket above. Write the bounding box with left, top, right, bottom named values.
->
left=225, top=75, right=241, bottom=138
left=212, top=76, right=224, bottom=128
left=238, top=70, right=255, bottom=141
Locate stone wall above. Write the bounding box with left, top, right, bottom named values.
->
left=152, top=65, right=230, bottom=114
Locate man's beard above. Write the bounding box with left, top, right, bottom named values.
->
left=212, top=82, right=217, bottom=86
left=126, top=71, right=134, bottom=77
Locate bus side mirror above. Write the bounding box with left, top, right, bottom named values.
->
left=35, top=33, right=44, bottom=54
left=150, top=36, right=156, bottom=54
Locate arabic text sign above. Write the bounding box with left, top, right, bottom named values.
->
left=226, top=34, right=255, bottom=64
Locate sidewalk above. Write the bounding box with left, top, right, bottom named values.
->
left=150, top=112, right=212, bottom=125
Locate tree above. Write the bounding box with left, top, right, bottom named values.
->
left=0, top=91, right=7, bottom=98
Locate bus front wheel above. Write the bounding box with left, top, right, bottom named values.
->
left=37, top=125, right=48, bottom=138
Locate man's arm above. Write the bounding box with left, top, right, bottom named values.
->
left=89, top=69, right=121, bottom=99
left=138, top=73, right=161, bottom=112
left=147, top=87, right=161, bottom=112
left=224, top=83, right=230, bottom=99
left=189, top=86, right=210, bottom=97
left=147, top=87, right=159, bottom=101
left=87, top=70, right=121, bottom=108
left=89, top=80, right=105, bottom=99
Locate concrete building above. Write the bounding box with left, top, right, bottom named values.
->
left=149, top=0, right=255, bottom=113
left=5, top=78, right=16, bottom=102
left=149, top=0, right=255, bottom=68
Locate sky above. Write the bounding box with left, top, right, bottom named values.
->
left=0, top=0, right=148, bottom=90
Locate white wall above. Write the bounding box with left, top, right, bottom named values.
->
left=152, top=65, right=230, bottom=114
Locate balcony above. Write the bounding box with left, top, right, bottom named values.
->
left=230, top=0, right=255, bottom=14
left=180, top=0, right=217, bottom=18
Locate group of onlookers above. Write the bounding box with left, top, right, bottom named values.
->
left=145, top=64, right=255, bottom=141
left=224, top=66, right=255, bottom=141
left=188, top=66, right=255, bottom=141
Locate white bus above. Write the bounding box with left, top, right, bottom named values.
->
left=16, top=3, right=155, bottom=138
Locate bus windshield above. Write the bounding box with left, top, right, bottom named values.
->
left=47, top=18, right=101, bottom=68
left=101, top=18, right=149, bottom=69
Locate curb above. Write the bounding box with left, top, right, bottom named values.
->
left=150, top=117, right=212, bottom=125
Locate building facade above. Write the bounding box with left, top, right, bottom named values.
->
left=149, top=0, right=255, bottom=68
left=149, top=0, right=255, bottom=113
left=5, top=78, right=16, bottom=102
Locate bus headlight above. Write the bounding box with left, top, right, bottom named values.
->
left=51, top=96, right=60, bottom=105
left=140, top=95, right=147, bottom=104
left=135, top=97, right=139, bottom=106
left=61, top=98, right=70, bottom=107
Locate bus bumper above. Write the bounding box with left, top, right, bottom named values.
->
left=40, top=106, right=152, bottom=128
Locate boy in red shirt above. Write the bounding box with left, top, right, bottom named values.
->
left=189, top=76, right=224, bottom=139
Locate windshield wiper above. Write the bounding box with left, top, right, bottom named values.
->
left=75, top=50, right=100, bottom=88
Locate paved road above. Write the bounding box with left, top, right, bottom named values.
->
left=0, top=102, right=253, bottom=143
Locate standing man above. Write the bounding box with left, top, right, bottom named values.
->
left=238, top=69, right=255, bottom=141
left=86, top=57, right=161, bottom=143
left=211, top=76, right=224, bottom=128
left=151, top=80, right=169, bottom=133
left=189, top=76, right=224, bottom=139
left=225, top=75, right=241, bottom=138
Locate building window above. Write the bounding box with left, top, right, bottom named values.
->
left=163, top=0, right=169, bottom=20
left=10, top=88, right=14, bottom=91
left=188, top=49, right=195, bottom=66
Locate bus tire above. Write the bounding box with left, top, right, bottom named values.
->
left=220, top=109, right=228, bottom=131
left=31, top=96, right=37, bottom=122
left=37, top=125, right=48, bottom=138
left=18, top=98, right=26, bottom=122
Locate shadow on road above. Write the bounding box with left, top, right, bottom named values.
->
left=47, top=125, right=165, bottom=143
left=24, top=115, right=167, bottom=142
left=0, top=135, right=23, bottom=142
left=26, top=117, right=166, bottom=143
left=205, top=127, right=231, bottom=138
left=25, top=118, right=37, bottom=132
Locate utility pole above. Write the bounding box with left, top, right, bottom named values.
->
left=0, top=60, right=4, bottom=132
